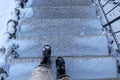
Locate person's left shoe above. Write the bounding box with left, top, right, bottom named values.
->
left=40, top=45, right=51, bottom=68
left=56, top=57, right=66, bottom=79
left=56, top=57, right=71, bottom=79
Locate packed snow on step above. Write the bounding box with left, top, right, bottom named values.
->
left=7, top=62, right=38, bottom=80
left=25, top=6, right=97, bottom=19
left=15, top=35, right=109, bottom=58
left=25, top=0, right=33, bottom=7
left=7, top=57, right=117, bottom=80
left=19, top=19, right=102, bottom=37
left=30, top=0, right=93, bottom=7
left=20, top=8, right=33, bottom=19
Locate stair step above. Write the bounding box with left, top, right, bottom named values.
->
left=19, top=19, right=102, bottom=37
left=7, top=56, right=118, bottom=80
left=31, top=0, right=93, bottom=7
left=25, top=6, right=97, bottom=19
left=16, top=35, right=108, bottom=58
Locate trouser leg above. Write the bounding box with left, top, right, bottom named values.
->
left=30, top=45, right=52, bottom=80
left=30, top=65, right=53, bottom=80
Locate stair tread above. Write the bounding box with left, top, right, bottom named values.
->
left=31, top=0, right=93, bottom=7
left=19, top=18, right=102, bottom=37
left=25, top=6, right=97, bottom=19
left=15, top=35, right=108, bottom=58
left=7, top=56, right=117, bottom=80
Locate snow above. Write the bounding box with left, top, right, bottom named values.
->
left=8, top=63, right=37, bottom=80
left=25, top=0, right=33, bottom=7
left=0, top=0, right=119, bottom=79
left=20, top=8, right=33, bottom=19
left=99, top=0, right=120, bottom=78
left=0, top=0, right=21, bottom=79
left=74, top=35, right=106, bottom=49
left=7, top=57, right=117, bottom=80
left=15, top=35, right=109, bottom=58
left=0, top=0, right=34, bottom=78
left=100, top=0, right=120, bottom=50
left=0, top=0, right=16, bottom=35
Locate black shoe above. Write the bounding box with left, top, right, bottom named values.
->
left=56, top=57, right=66, bottom=79
left=40, top=45, right=51, bottom=68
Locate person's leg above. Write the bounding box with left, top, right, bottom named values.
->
left=56, top=57, right=71, bottom=80
left=30, top=66, right=53, bottom=80
left=30, top=45, right=53, bottom=80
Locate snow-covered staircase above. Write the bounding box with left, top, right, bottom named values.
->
left=7, top=0, right=118, bottom=80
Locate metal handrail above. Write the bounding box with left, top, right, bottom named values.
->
left=98, top=0, right=120, bottom=50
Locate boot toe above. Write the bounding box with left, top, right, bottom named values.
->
left=56, top=57, right=65, bottom=65
left=42, top=45, right=51, bottom=54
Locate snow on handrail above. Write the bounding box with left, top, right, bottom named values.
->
left=98, top=0, right=120, bottom=50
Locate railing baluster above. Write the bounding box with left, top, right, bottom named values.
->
left=105, top=3, right=120, bottom=15
left=103, top=0, right=111, bottom=7
left=98, top=0, right=113, bottom=32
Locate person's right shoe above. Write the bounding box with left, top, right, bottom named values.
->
left=56, top=57, right=66, bottom=79
left=40, top=45, right=51, bottom=68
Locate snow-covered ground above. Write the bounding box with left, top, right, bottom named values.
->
left=0, top=0, right=16, bottom=67
left=0, top=0, right=23, bottom=79
left=0, top=0, right=16, bottom=35
left=0, top=0, right=34, bottom=79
